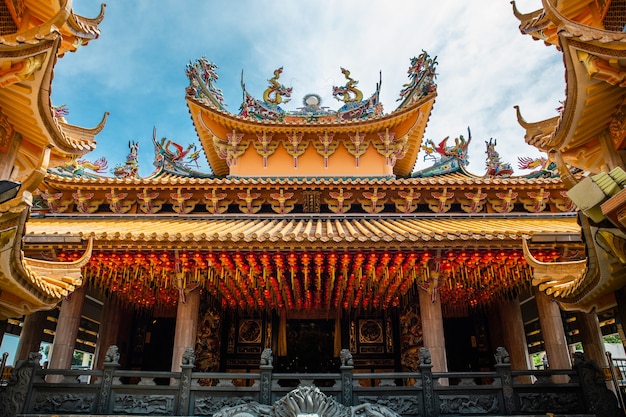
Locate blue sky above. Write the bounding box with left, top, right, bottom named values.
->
left=52, top=1, right=563, bottom=177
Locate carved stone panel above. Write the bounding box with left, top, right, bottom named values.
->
left=517, top=392, right=581, bottom=414
left=31, top=392, right=96, bottom=414
left=438, top=394, right=499, bottom=414
left=113, top=394, right=175, bottom=415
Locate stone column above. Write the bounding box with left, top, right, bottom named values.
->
left=498, top=297, right=533, bottom=375
left=48, top=286, right=87, bottom=370
left=171, top=288, right=200, bottom=372
left=535, top=290, right=571, bottom=382
left=575, top=310, right=608, bottom=367
left=418, top=287, right=448, bottom=374
left=93, top=300, right=123, bottom=370
left=15, top=310, right=48, bottom=362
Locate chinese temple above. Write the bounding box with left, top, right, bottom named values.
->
left=2, top=1, right=626, bottom=415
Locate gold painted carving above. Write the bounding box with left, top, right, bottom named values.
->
left=426, top=188, right=454, bottom=213
left=0, top=109, right=14, bottom=154
left=237, top=189, right=264, bottom=214
left=373, top=129, right=408, bottom=167
left=137, top=188, right=164, bottom=214
left=313, top=132, right=339, bottom=168
left=393, top=189, right=420, bottom=213
left=72, top=190, right=102, bottom=214
left=326, top=188, right=353, bottom=214
left=609, top=109, right=626, bottom=150
left=344, top=132, right=369, bottom=167
left=578, top=51, right=626, bottom=87
left=204, top=190, right=231, bottom=214
left=551, top=191, right=576, bottom=212
left=170, top=189, right=198, bottom=214
left=269, top=189, right=295, bottom=214
left=302, top=191, right=321, bottom=213
left=520, top=188, right=550, bottom=213
left=359, top=188, right=387, bottom=214
left=253, top=131, right=279, bottom=168
left=0, top=53, right=46, bottom=88
left=105, top=189, right=132, bottom=214
left=458, top=188, right=487, bottom=214
left=488, top=189, right=518, bottom=213
left=39, top=189, right=70, bottom=213
left=283, top=131, right=307, bottom=168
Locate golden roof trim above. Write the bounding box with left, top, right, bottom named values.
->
left=25, top=216, right=581, bottom=249
left=65, top=4, right=106, bottom=39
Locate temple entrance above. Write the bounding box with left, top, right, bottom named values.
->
left=278, top=319, right=337, bottom=373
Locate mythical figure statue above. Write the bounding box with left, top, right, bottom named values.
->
left=113, top=141, right=139, bottom=179
left=263, top=67, right=292, bottom=105
left=181, top=347, right=196, bottom=366
left=494, top=346, right=510, bottom=365
left=419, top=347, right=432, bottom=365
left=104, top=345, right=120, bottom=364
left=185, top=56, right=225, bottom=108
left=398, top=50, right=438, bottom=106
left=332, top=67, right=364, bottom=103
left=517, top=156, right=558, bottom=178
left=28, top=351, right=43, bottom=365
left=340, top=348, right=353, bottom=366
left=260, top=348, right=273, bottom=366
left=485, top=138, right=513, bottom=178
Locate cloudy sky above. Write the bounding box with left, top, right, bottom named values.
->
left=51, top=1, right=564, bottom=177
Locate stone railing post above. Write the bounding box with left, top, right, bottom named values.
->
left=339, top=349, right=354, bottom=406
left=572, top=351, right=622, bottom=417
left=494, top=347, right=516, bottom=415
left=418, top=347, right=436, bottom=417
left=97, top=345, right=120, bottom=415
left=259, top=348, right=273, bottom=405
left=0, top=351, right=41, bottom=417
left=177, top=348, right=195, bottom=416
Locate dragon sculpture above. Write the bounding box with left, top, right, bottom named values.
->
left=185, top=56, right=226, bottom=109
left=263, top=67, right=292, bottom=105
left=113, top=141, right=139, bottom=179
left=485, top=138, right=513, bottom=178
left=397, top=50, right=438, bottom=108
left=332, top=67, right=364, bottom=103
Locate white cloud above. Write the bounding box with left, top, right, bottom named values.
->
left=56, top=0, right=562, bottom=176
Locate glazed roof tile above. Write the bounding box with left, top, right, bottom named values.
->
left=26, top=215, right=580, bottom=250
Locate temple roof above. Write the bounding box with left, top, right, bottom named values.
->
left=24, top=215, right=580, bottom=252
left=514, top=0, right=626, bottom=173
left=185, top=53, right=438, bottom=177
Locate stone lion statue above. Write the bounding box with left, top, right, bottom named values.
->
left=419, top=347, right=432, bottom=365
left=340, top=348, right=353, bottom=366
left=494, top=346, right=510, bottom=364
left=181, top=347, right=196, bottom=366
left=104, top=345, right=120, bottom=364
left=260, top=348, right=273, bottom=366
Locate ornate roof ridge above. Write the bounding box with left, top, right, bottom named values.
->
left=543, top=0, right=626, bottom=44
left=66, top=4, right=106, bottom=39
left=42, top=171, right=565, bottom=186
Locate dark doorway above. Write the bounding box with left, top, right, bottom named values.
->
left=444, top=317, right=479, bottom=372
left=142, top=317, right=175, bottom=384
left=278, top=319, right=337, bottom=373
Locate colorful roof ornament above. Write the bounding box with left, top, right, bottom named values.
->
left=153, top=129, right=213, bottom=178
left=396, top=50, right=438, bottom=110
left=185, top=57, right=226, bottom=111
left=413, top=128, right=471, bottom=177
left=484, top=138, right=513, bottom=178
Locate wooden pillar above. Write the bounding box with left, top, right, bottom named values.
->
left=171, top=288, right=200, bottom=372
left=418, top=288, right=448, bottom=374
left=535, top=290, right=571, bottom=382
left=15, top=310, right=48, bottom=362
left=575, top=310, right=608, bottom=367
left=499, top=297, right=532, bottom=371
left=94, top=299, right=123, bottom=370
left=48, top=286, right=87, bottom=370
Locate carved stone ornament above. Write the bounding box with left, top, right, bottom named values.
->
left=212, top=385, right=400, bottom=417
